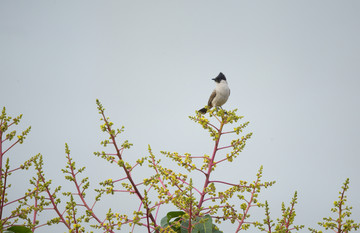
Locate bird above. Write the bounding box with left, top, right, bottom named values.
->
left=198, top=72, right=230, bottom=114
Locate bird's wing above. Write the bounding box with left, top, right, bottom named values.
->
left=207, top=89, right=216, bottom=108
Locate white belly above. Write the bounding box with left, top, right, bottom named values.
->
left=212, top=84, right=230, bottom=107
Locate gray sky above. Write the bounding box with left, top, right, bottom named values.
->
left=1, top=1, right=360, bottom=232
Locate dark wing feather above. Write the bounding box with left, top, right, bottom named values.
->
left=207, top=90, right=216, bottom=108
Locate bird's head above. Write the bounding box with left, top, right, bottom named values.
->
left=212, top=72, right=227, bottom=83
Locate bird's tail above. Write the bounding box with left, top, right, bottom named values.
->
left=198, top=107, right=207, bottom=114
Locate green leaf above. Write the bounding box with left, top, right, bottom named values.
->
left=181, top=219, right=190, bottom=233
left=193, top=215, right=213, bottom=233
left=160, top=215, right=169, bottom=228
left=167, top=211, right=186, bottom=219
left=212, top=227, right=223, bottom=233
left=6, top=226, right=33, bottom=233
left=161, top=211, right=185, bottom=227
left=161, top=211, right=186, bottom=232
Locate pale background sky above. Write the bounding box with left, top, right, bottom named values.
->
left=1, top=1, right=360, bottom=232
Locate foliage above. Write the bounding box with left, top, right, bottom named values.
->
left=5, top=225, right=33, bottom=233
left=309, top=178, right=360, bottom=233
left=0, top=107, right=38, bottom=232
left=0, top=102, right=359, bottom=232
left=256, top=191, right=304, bottom=232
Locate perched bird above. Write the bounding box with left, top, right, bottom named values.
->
left=198, top=72, right=230, bottom=114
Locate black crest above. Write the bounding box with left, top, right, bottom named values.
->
left=212, top=72, right=226, bottom=82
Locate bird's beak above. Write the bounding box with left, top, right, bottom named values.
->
left=212, top=78, right=216, bottom=81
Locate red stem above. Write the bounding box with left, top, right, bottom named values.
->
left=0, top=130, right=3, bottom=178
left=235, top=176, right=261, bottom=232
left=71, top=203, right=79, bottom=233
left=3, top=194, right=31, bottom=207
left=100, top=110, right=158, bottom=230
left=0, top=166, right=8, bottom=220
left=37, top=171, right=71, bottom=230
left=0, top=130, right=4, bottom=220
left=2, top=140, right=20, bottom=156
left=337, top=185, right=346, bottom=232
left=32, top=179, right=40, bottom=232
left=221, top=130, right=235, bottom=135
left=285, top=204, right=295, bottom=232
left=217, top=145, right=233, bottom=150
left=65, top=153, right=113, bottom=233
left=187, top=186, right=193, bottom=233
left=150, top=156, right=172, bottom=197
left=209, top=180, right=248, bottom=187
left=197, top=120, right=224, bottom=211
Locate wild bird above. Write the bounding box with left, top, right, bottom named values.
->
left=198, top=72, right=230, bottom=114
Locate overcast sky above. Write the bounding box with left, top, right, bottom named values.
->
left=1, top=1, right=360, bottom=232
